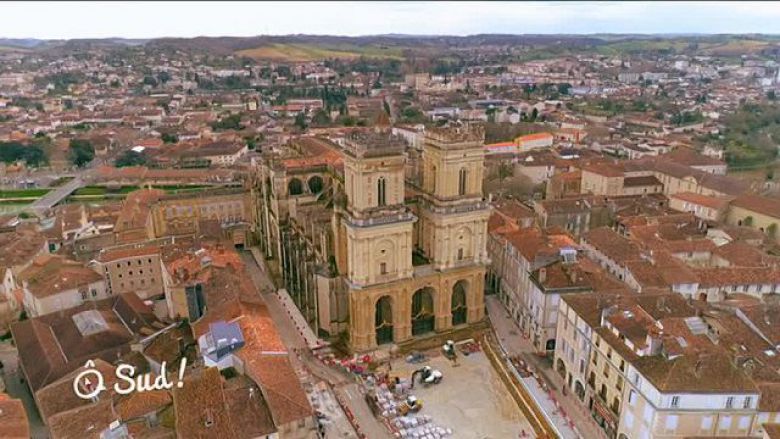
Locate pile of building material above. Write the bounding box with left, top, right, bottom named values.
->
left=372, top=384, right=454, bottom=438
left=393, top=415, right=453, bottom=439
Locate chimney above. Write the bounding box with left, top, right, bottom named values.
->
left=177, top=337, right=185, bottom=356
left=567, top=268, right=577, bottom=284
left=538, top=267, right=547, bottom=283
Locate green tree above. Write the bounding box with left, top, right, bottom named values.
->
left=294, top=112, right=308, bottom=131
left=557, top=83, right=572, bottom=95
left=211, top=114, right=242, bottom=131
left=142, top=75, right=158, bottom=87
left=340, top=115, right=357, bottom=126
left=311, top=109, right=331, bottom=127
left=157, top=71, right=171, bottom=84
left=115, top=150, right=149, bottom=167
left=161, top=133, right=178, bottom=144
left=768, top=223, right=778, bottom=238
left=68, top=139, right=95, bottom=167
left=0, top=142, right=47, bottom=167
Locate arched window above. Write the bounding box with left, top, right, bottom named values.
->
left=458, top=168, right=468, bottom=196
left=288, top=178, right=303, bottom=196
left=377, top=177, right=387, bottom=207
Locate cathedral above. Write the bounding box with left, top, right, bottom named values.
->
left=252, top=124, right=491, bottom=351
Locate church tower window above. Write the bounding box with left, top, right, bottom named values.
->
left=377, top=177, right=387, bottom=207
left=458, top=168, right=468, bottom=196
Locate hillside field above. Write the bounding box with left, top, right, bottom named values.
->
left=236, top=42, right=406, bottom=61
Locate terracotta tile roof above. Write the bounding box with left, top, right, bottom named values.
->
left=583, top=227, right=643, bottom=264
left=236, top=301, right=287, bottom=354
left=97, top=245, right=160, bottom=262
left=693, top=267, right=780, bottom=288
left=765, top=422, right=780, bottom=438
left=283, top=137, right=342, bottom=170
left=712, top=241, right=776, bottom=268
left=494, top=199, right=535, bottom=220
left=18, top=254, right=104, bottom=299
left=663, top=147, right=726, bottom=167
left=487, top=213, right=516, bottom=235
left=625, top=253, right=699, bottom=290
left=0, top=395, right=29, bottom=439
left=114, top=389, right=172, bottom=421
left=172, top=367, right=236, bottom=439
left=735, top=303, right=780, bottom=346
left=242, top=355, right=313, bottom=426
left=0, top=227, right=47, bottom=269
left=143, top=323, right=195, bottom=365
left=731, top=193, right=780, bottom=219
left=635, top=157, right=751, bottom=196
left=48, top=399, right=116, bottom=439
left=671, top=191, right=733, bottom=210
left=633, top=347, right=758, bottom=393
left=35, top=359, right=120, bottom=423
left=758, top=383, right=780, bottom=412
left=598, top=294, right=759, bottom=394
left=561, top=292, right=625, bottom=328
left=224, top=376, right=277, bottom=438
left=114, top=189, right=165, bottom=243
left=11, top=294, right=158, bottom=392
left=515, top=132, right=554, bottom=143
left=582, top=162, right=624, bottom=177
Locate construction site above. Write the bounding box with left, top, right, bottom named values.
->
left=361, top=339, right=535, bottom=439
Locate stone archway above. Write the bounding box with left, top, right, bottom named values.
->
left=288, top=178, right=303, bottom=196
left=451, top=280, right=468, bottom=326
left=307, top=175, right=324, bottom=194
left=375, top=296, right=394, bottom=345
left=411, top=287, right=435, bottom=336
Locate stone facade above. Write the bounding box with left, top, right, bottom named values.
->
left=253, top=125, right=491, bottom=351
left=339, top=126, right=491, bottom=351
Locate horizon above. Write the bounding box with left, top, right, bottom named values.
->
left=6, top=32, right=780, bottom=42
left=4, top=1, right=780, bottom=40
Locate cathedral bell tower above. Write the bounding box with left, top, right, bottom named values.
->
left=418, top=125, right=491, bottom=270
left=339, top=130, right=415, bottom=287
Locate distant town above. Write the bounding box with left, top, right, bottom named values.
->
left=0, top=31, right=778, bottom=439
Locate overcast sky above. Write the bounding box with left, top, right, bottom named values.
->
left=4, top=1, right=780, bottom=40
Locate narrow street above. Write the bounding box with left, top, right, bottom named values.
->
left=486, top=295, right=609, bottom=439
left=0, top=342, right=47, bottom=438
left=241, top=252, right=392, bottom=439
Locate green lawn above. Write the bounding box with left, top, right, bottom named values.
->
left=0, top=188, right=51, bottom=199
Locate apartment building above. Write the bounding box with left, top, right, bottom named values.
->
left=669, top=192, right=733, bottom=222
left=555, top=293, right=779, bottom=439
left=94, top=246, right=165, bottom=299
left=150, top=188, right=250, bottom=246
left=18, top=254, right=107, bottom=317
left=727, top=194, right=780, bottom=241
